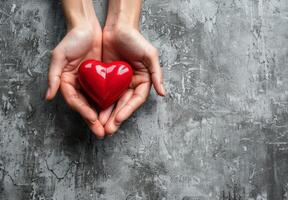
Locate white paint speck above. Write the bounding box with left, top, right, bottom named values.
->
left=11, top=4, right=16, bottom=13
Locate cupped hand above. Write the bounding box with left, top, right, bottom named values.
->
left=100, top=25, right=166, bottom=135
left=45, top=22, right=106, bottom=138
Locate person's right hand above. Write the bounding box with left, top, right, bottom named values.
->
left=99, top=24, right=165, bottom=135
left=45, top=16, right=106, bottom=138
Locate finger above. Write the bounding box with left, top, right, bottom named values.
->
left=99, top=104, right=114, bottom=125
left=105, top=89, right=134, bottom=135
left=84, top=119, right=105, bottom=139
left=46, top=49, right=67, bottom=100
left=144, top=48, right=166, bottom=96
left=60, top=74, right=98, bottom=123
left=116, top=83, right=150, bottom=123
left=129, top=73, right=150, bottom=89
left=61, top=81, right=105, bottom=138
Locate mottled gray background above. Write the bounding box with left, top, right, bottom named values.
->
left=0, top=0, right=288, bottom=199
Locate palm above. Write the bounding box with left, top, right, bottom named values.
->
left=100, top=27, right=164, bottom=134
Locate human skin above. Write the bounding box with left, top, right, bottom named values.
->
left=45, top=0, right=107, bottom=139
left=99, top=0, right=166, bottom=135
left=46, top=0, right=165, bottom=138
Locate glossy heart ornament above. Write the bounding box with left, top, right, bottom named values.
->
left=78, top=60, right=133, bottom=109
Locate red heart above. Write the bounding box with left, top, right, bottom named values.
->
left=78, top=60, right=133, bottom=110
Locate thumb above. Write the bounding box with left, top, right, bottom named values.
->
left=144, top=47, right=166, bottom=96
left=45, top=49, right=67, bottom=100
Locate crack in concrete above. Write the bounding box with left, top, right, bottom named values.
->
left=0, top=167, right=18, bottom=186
left=44, top=160, right=78, bottom=181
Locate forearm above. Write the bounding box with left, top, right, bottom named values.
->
left=61, top=0, right=98, bottom=29
left=105, top=0, right=142, bottom=30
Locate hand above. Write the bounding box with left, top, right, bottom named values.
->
left=100, top=24, right=166, bottom=135
left=45, top=1, right=106, bottom=139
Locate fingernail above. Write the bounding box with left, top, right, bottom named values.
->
left=45, top=88, right=50, bottom=100
left=161, top=84, right=166, bottom=96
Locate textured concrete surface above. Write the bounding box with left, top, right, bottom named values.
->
left=0, top=0, right=288, bottom=199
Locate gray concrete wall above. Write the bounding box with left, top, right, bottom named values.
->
left=0, top=0, right=288, bottom=199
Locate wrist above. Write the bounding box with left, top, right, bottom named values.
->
left=104, top=0, right=142, bottom=31
left=67, top=13, right=89, bottom=30
left=62, top=0, right=99, bottom=31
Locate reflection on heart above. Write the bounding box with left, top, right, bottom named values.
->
left=78, top=60, right=133, bottom=109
